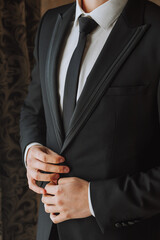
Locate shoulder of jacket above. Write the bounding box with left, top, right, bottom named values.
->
left=37, top=2, right=75, bottom=34
left=42, top=2, right=75, bottom=19
left=144, top=0, right=160, bottom=25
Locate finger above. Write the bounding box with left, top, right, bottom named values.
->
left=44, top=204, right=60, bottom=213
left=44, top=183, right=58, bottom=195
left=50, top=179, right=58, bottom=185
left=47, top=148, right=66, bottom=164
left=28, top=166, right=60, bottom=181
left=58, top=177, right=76, bottom=185
left=41, top=194, right=57, bottom=205
left=28, top=177, right=46, bottom=194
left=30, top=159, right=70, bottom=174
left=30, top=147, right=65, bottom=164
left=50, top=212, right=69, bottom=224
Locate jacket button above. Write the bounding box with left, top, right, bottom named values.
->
left=115, top=223, right=122, bottom=228
left=128, top=221, right=135, bottom=225
left=121, top=222, right=128, bottom=227
left=134, top=219, right=140, bottom=223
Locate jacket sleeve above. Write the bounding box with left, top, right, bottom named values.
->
left=19, top=11, right=50, bottom=165
left=90, top=78, right=160, bottom=233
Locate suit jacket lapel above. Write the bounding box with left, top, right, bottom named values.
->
left=60, top=0, right=150, bottom=154
left=45, top=2, right=76, bottom=150
left=44, top=5, right=76, bottom=235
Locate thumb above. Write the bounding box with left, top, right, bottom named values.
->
left=58, top=177, right=76, bottom=185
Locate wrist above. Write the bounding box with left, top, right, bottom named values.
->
left=24, top=142, right=43, bottom=167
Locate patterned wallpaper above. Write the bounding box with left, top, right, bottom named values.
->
left=0, top=1, right=41, bottom=240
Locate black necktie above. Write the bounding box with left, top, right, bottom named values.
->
left=62, top=16, right=98, bottom=135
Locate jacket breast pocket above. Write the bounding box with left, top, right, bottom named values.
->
left=106, top=85, right=149, bottom=96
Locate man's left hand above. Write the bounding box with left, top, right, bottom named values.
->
left=42, top=177, right=91, bottom=224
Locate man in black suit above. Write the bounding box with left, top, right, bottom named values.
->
left=19, top=0, right=160, bottom=239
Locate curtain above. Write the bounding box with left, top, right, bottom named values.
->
left=0, top=0, right=41, bottom=239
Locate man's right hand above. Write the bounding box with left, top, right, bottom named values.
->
left=26, top=145, right=70, bottom=194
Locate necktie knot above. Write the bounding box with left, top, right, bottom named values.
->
left=78, top=16, right=98, bottom=35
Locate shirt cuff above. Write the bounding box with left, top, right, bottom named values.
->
left=88, top=182, right=95, bottom=217
left=24, top=142, right=43, bottom=168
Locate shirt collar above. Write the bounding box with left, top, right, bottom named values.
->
left=74, top=0, right=128, bottom=31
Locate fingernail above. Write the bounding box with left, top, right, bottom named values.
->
left=60, top=158, right=65, bottom=163
left=64, top=167, right=70, bottom=173
left=43, top=189, right=46, bottom=194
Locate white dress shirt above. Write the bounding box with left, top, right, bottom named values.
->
left=24, top=0, right=128, bottom=217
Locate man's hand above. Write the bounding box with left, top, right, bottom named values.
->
left=26, top=145, right=70, bottom=194
left=42, top=177, right=91, bottom=224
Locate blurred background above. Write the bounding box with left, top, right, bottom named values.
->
left=0, top=0, right=159, bottom=239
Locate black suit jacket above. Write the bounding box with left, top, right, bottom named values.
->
left=19, top=0, right=160, bottom=239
